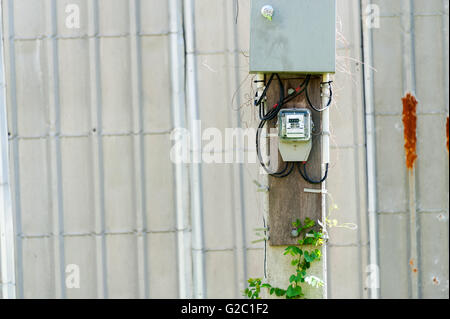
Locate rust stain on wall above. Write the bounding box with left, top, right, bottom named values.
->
left=432, top=277, right=440, bottom=285
left=402, top=93, right=418, bottom=170
left=409, top=259, right=418, bottom=273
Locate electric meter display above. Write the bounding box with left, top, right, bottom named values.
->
left=278, top=109, right=312, bottom=141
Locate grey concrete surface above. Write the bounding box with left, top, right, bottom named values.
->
left=0, top=0, right=448, bottom=299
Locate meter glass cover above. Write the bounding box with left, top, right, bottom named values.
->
left=279, top=109, right=311, bottom=141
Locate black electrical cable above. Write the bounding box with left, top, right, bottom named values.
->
left=255, top=74, right=296, bottom=177
left=256, top=119, right=294, bottom=177
left=297, top=162, right=329, bottom=184
left=281, top=75, right=311, bottom=105
left=256, top=74, right=284, bottom=122
left=273, top=162, right=295, bottom=178
left=254, top=74, right=316, bottom=179
left=254, top=73, right=279, bottom=109
left=256, top=74, right=311, bottom=120
left=305, top=78, right=333, bottom=112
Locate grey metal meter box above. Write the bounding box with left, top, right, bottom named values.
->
left=250, top=0, right=336, bottom=74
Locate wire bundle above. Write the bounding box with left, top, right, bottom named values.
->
left=254, top=74, right=332, bottom=183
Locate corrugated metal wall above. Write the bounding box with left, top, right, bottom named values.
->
left=0, top=0, right=264, bottom=299
left=2, top=0, right=180, bottom=298
left=371, top=0, right=449, bottom=298
left=0, top=0, right=448, bottom=299
left=326, top=0, right=369, bottom=298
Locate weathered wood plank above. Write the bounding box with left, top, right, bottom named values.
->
left=265, top=75, right=323, bottom=246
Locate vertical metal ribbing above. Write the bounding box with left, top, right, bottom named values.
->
left=129, top=0, right=149, bottom=299
left=88, top=0, right=108, bottom=299
left=401, top=0, right=420, bottom=299
left=443, top=2, right=449, bottom=267
left=223, top=0, right=239, bottom=298
left=169, top=0, right=193, bottom=299
left=401, top=0, right=417, bottom=95
left=6, top=0, right=24, bottom=299
left=349, top=1, right=365, bottom=299
left=443, top=0, right=449, bottom=117
left=0, top=0, right=17, bottom=299
left=227, top=0, right=247, bottom=297
left=361, top=0, right=380, bottom=299
left=183, top=0, right=206, bottom=299
left=47, top=0, right=67, bottom=299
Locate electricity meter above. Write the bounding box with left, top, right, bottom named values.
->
left=279, top=109, right=312, bottom=141
left=278, top=109, right=313, bottom=162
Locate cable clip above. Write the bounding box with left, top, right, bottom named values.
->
left=252, top=227, right=269, bottom=244
left=304, top=188, right=327, bottom=194
left=253, top=180, right=269, bottom=193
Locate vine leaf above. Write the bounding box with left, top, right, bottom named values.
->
left=244, top=217, right=327, bottom=299
left=289, top=275, right=296, bottom=283
left=286, top=285, right=302, bottom=298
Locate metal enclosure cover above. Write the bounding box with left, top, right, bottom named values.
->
left=250, top=0, right=336, bottom=74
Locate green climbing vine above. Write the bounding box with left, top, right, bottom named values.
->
left=244, top=217, right=325, bottom=299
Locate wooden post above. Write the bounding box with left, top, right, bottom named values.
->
left=263, top=74, right=325, bottom=298
left=265, top=75, right=323, bottom=245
